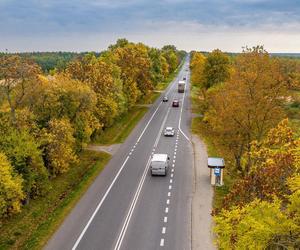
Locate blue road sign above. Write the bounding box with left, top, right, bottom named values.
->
left=214, top=167, right=221, bottom=176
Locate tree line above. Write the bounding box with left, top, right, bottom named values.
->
left=0, top=39, right=186, bottom=219
left=190, top=46, right=300, bottom=249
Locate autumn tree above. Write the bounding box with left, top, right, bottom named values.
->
left=111, top=43, right=153, bottom=106
left=205, top=46, right=288, bottom=175
left=67, top=54, right=125, bottom=128
left=148, top=48, right=169, bottom=84
left=0, top=130, right=49, bottom=203
left=162, top=46, right=179, bottom=73
left=0, top=152, right=24, bottom=218
left=0, top=55, right=41, bottom=128
left=41, top=118, right=78, bottom=176
left=202, top=49, right=230, bottom=89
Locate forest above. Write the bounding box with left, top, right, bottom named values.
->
left=0, top=39, right=186, bottom=221
left=190, top=46, right=300, bottom=249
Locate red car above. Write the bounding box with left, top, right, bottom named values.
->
left=172, top=99, right=179, bottom=107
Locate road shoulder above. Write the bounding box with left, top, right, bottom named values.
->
left=191, top=134, right=216, bottom=250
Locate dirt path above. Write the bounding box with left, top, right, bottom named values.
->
left=87, top=144, right=121, bottom=155
left=191, top=135, right=216, bottom=250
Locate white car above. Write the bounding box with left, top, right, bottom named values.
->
left=164, top=127, right=175, bottom=137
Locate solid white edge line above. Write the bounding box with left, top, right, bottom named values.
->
left=178, top=76, right=191, bottom=143
left=71, top=156, right=130, bottom=250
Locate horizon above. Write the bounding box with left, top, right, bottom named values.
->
left=1, top=0, right=300, bottom=53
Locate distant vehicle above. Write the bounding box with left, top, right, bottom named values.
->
left=185, top=68, right=188, bottom=71
left=183, top=77, right=186, bottom=80
left=178, top=80, right=185, bottom=93
left=150, top=154, right=170, bottom=176
left=164, top=127, right=175, bottom=137
left=172, top=99, right=179, bottom=107
left=162, top=96, right=168, bottom=102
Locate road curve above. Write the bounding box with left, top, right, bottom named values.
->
left=45, top=56, right=193, bottom=250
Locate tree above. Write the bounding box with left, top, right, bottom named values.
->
left=202, top=49, right=230, bottom=89
left=0, top=55, right=41, bottom=128
left=0, top=152, right=24, bottom=218
left=41, top=118, right=78, bottom=176
left=0, top=130, right=49, bottom=203
left=67, top=54, right=125, bottom=128
left=214, top=198, right=299, bottom=250
left=26, top=74, right=99, bottom=149
left=222, top=119, right=299, bottom=208
left=112, top=43, right=153, bottom=106
left=205, top=46, right=288, bottom=175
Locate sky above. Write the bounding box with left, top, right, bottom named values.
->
left=0, top=0, right=300, bottom=52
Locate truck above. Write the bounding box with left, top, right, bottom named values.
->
left=178, top=80, right=185, bottom=93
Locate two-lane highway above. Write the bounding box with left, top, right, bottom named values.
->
left=45, top=56, right=193, bottom=250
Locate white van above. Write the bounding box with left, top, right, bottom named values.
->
left=150, top=154, right=170, bottom=176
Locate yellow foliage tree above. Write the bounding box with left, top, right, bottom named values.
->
left=0, top=152, right=24, bottom=218
left=205, top=46, right=288, bottom=175
left=41, top=118, right=78, bottom=176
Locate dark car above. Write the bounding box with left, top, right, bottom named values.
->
left=162, top=96, right=168, bottom=102
left=183, top=77, right=186, bottom=80
left=172, top=99, right=179, bottom=107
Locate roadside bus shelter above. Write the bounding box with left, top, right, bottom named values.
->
left=208, top=157, right=225, bottom=186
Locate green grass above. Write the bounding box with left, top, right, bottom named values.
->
left=0, top=150, right=111, bottom=250
left=94, top=106, right=148, bottom=145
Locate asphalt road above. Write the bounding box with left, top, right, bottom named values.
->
left=45, top=56, right=193, bottom=250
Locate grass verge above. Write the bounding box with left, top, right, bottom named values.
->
left=94, top=106, right=148, bottom=145
left=0, top=150, right=111, bottom=250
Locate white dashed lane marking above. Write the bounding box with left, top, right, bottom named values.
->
left=168, top=192, right=171, bottom=197
left=165, top=207, right=169, bottom=213
left=169, top=185, right=172, bottom=190
left=164, top=216, right=168, bottom=223
left=160, top=239, right=165, bottom=246
left=166, top=199, right=170, bottom=205
left=162, top=227, right=166, bottom=234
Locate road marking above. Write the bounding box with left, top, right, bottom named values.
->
left=170, top=179, right=173, bottom=183
left=168, top=192, right=171, bottom=197
left=174, top=151, right=176, bottom=155
left=172, top=164, right=175, bottom=167
left=165, top=207, right=169, bottom=213
left=71, top=156, right=130, bottom=250
left=171, top=173, right=174, bottom=178
left=114, top=156, right=152, bottom=250
left=173, top=160, right=175, bottom=163
left=178, top=79, right=191, bottom=143
left=114, top=95, right=173, bottom=250
left=166, top=199, right=170, bottom=204
left=169, top=185, right=172, bottom=190
left=164, top=216, right=168, bottom=223
left=171, top=169, right=174, bottom=172
left=162, top=227, right=166, bottom=234
left=136, top=100, right=163, bottom=143
left=174, top=156, right=176, bottom=159
left=160, top=238, right=165, bottom=246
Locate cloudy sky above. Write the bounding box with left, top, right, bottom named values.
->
left=1, top=0, right=300, bottom=52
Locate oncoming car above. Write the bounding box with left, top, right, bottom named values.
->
left=164, top=127, right=175, bottom=137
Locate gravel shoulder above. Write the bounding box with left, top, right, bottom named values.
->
left=191, top=134, right=216, bottom=250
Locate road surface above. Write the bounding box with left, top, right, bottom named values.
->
left=46, top=56, right=193, bottom=250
